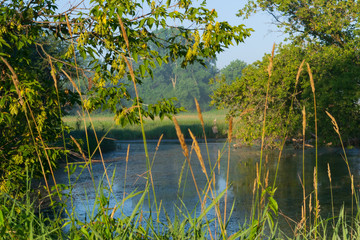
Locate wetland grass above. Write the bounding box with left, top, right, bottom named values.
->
left=64, top=110, right=228, bottom=156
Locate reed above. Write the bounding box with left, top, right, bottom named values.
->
left=302, top=105, right=307, bottom=231
left=224, top=116, right=233, bottom=225
left=327, top=163, right=335, bottom=226
left=307, top=62, right=319, bottom=238
left=325, top=110, right=359, bottom=237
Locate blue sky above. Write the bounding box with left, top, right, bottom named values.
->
left=58, top=0, right=287, bottom=69
left=204, top=0, right=286, bottom=68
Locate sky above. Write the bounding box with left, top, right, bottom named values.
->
left=58, top=0, right=287, bottom=69
left=204, top=0, right=287, bottom=68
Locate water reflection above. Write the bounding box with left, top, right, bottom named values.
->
left=53, top=140, right=360, bottom=233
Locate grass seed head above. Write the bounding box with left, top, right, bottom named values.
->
left=228, top=117, right=233, bottom=143
left=296, top=59, right=305, bottom=88
left=156, top=134, right=164, bottom=152
left=302, top=106, right=306, bottom=136
left=189, top=129, right=207, bottom=177
left=325, top=111, right=339, bottom=135
left=267, top=43, right=275, bottom=77
left=173, top=117, right=189, bottom=158
left=306, top=63, right=315, bottom=93
left=194, top=98, right=204, bottom=128
left=265, top=170, right=269, bottom=188
left=327, top=163, right=332, bottom=183
left=313, top=167, right=318, bottom=193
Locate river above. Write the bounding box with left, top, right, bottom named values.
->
left=53, top=139, right=360, bottom=235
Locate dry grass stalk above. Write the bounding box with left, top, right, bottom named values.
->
left=302, top=106, right=306, bottom=136
left=68, top=10, right=116, bottom=198
left=188, top=129, right=207, bottom=178
left=224, top=116, right=233, bottom=224
left=217, top=149, right=221, bottom=174
left=48, top=57, right=58, bottom=91
left=155, top=134, right=164, bottom=152
left=61, top=14, right=113, bottom=192
left=173, top=118, right=202, bottom=207
left=307, top=62, right=318, bottom=236
left=302, top=106, right=306, bottom=210
left=265, top=155, right=268, bottom=165
left=325, top=111, right=339, bottom=134
left=295, top=201, right=307, bottom=237
left=327, top=163, right=335, bottom=225
left=313, top=167, right=320, bottom=219
left=188, top=129, right=217, bottom=238
left=351, top=175, right=354, bottom=195
left=117, top=14, right=130, bottom=51
left=267, top=43, right=275, bottom=77
left=70, top=135, right=87, bottom=161
left=110, top=205, right=118, bottom=220
left=296, top=59, right=305, bottom=88
left=228, top=117, right=233, bottom=143
left=139, top=209, right=143, bottom=225
left=1, top=56, right=56, bottom=199
left=213, top=172, right=216, bottom=192
left=256, top=162, right=260, bottom=186
left=1, top=57, right=24, bottom=106
left=306, top=63, right=315, bottom=93
left=61, top=69, right=82, bottom=97
left=301, top=205, right=306, bottom=228
left=122, top=144, right=130, bottom=211
left=1, top=56, right=63, bottom=199
left=327, top=163, right=332, bottom=183
left=239, top=108, right=254, bottom=117
left=195, top=98, right=204, bottom=128
left=186, top=130, right=214, bottom=239
left=297, top=175, right=307, bottom=231
left=125, top=144, right=130, bottom=164
left=252, top=178, right=257, bottom=196
left=157, top=200, right=162, bottom=223
left=173, top=117, right=189, bottom=158
left=64, top=14, right=73, bottom=38
left=313, top=167, right=317, bottom=199
left=194, top=98, right=212, bottom=175
left=309, top=193, right=312, bottom=224
left=265, top=170, right=269, bottom=189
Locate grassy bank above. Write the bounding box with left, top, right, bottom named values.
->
left=64, top=110, right=229, bottom=155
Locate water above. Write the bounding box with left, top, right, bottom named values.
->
left=53, top=139, right=360, bottom=234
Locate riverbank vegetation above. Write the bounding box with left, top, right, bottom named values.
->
left=212, top=0, right=360, bottom=148
left=63, top=110, right=228, bottom=154
left=1, top=0, right=360, bottom=239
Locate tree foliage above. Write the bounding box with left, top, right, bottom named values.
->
left=0, top=0, right=251, bottom=190
left=0, top=1, right=80, bottom=192
left=239, top=0, right=360, bottom=47
left=210, top=59, right=247, bottom=104
left=211, top=0, right=360, bottom=147
left=136, top=29, right=218, bottom=111
left=219, top=59, right=247, bottom=84
left=212, top=43, right=360, bottom=147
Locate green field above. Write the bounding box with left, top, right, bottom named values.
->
left=63, top=110, right=230, bottom=154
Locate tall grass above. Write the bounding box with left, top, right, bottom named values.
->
left=2, top=32, right=360, bottom=240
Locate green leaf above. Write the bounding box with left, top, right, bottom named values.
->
left=148, top=18, right=155, bottom=28
left=139, top=64, right=146, bottom=77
